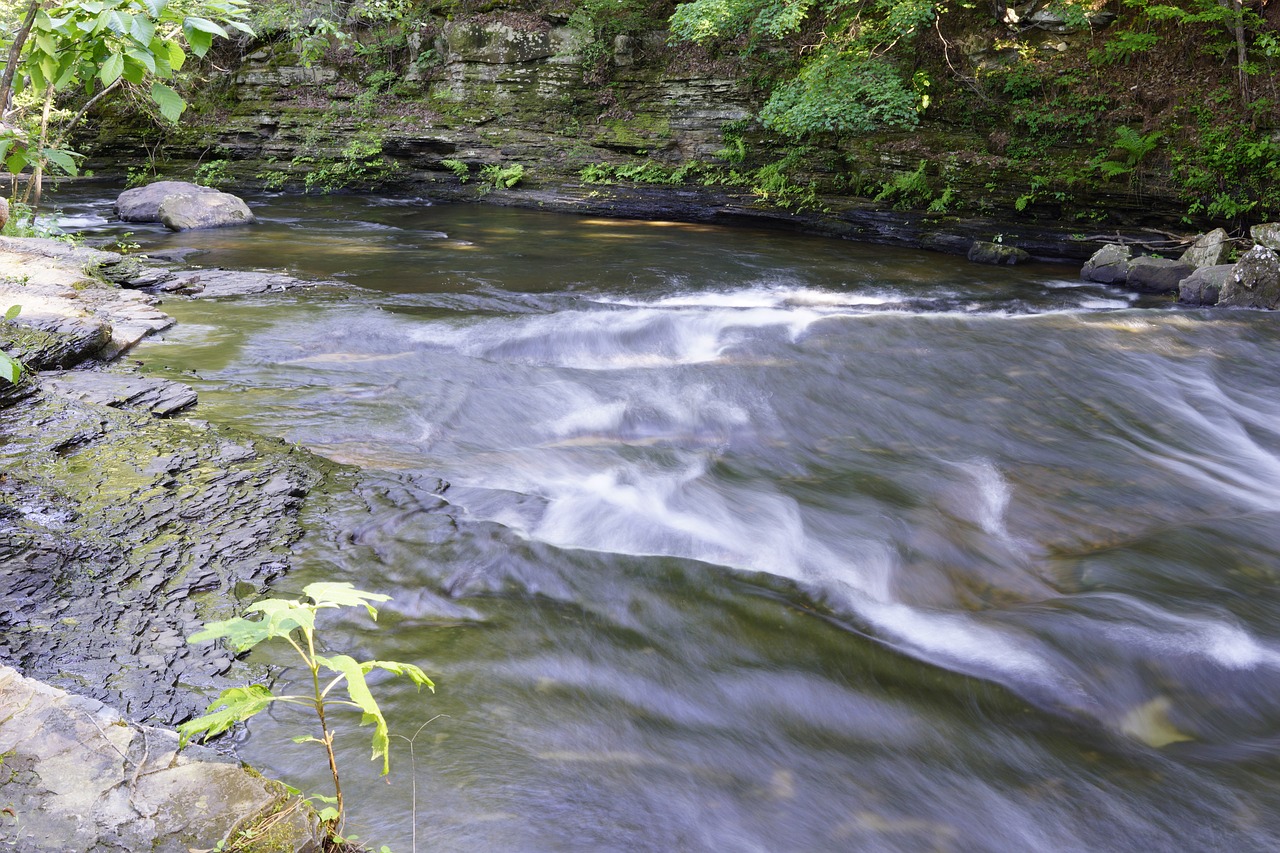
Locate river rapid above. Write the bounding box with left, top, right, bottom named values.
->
left=61, top=192, right=1280, bottom=852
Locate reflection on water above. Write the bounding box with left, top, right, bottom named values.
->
left=60, top=190, right=1280, bottom=851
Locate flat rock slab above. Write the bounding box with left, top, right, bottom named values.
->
left=0, top=665, right=320, bottom=852
left=160, top=267, right=336, bottom=297
left=41, top=370, right=198, bottom=417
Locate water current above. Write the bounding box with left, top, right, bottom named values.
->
left=59, top=192, right=1280, bottom=851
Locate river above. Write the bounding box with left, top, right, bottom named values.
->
left=60, top=192, right=1280, bottom=851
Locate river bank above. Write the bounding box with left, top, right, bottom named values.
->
left=0, top=238, right=324, bottom=851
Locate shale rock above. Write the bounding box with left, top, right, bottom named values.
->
left=1177, top=264, right=1233, bottom=306
left=967, top=240, right=1031, bottom=265
left=1125, top=256, right=1195, bottom=294
left=41, top=369, right=198, bottom=417
left=115, top=180, right=219, bottom=222
left=1081, top=244, right=1131, bottom=283
left=1179, top=228, right=1230, bottom=268
left=158, top=191, right=256, bottom=231
left=1219, top=245, right=1280, bottom=309
left=0, top=391, right=323, bottom=724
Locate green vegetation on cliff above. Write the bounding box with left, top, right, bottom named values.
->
left=5, top=0, right=1280, bottom=228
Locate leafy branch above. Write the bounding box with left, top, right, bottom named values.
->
left=179, top=582, right=434, bottom=833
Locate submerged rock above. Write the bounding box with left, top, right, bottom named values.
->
left=1125, top=256, right=1195, bottom=294
left=967, top=240, right=1030, bottom=265
left=115, top=180, right=219, bottom=222
left=1081, top=243, right=1131, bottom=283
left=1219, top=245, right=1280, bottom=309
left=1177, top=264, right=1233, bottom=306
left=158, top=191, right=257, bottom=231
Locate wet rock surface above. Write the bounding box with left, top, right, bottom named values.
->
left=0, top=665, right=321, bottom=852
left=40, top=369, right=199, bottom=416
left=0, top=389, right=324, bottom=725
left=156, top=267, right=336, bottom=297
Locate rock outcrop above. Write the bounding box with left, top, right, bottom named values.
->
left=1177, top=264, right=1233, bottom=306
left=114, top=180, right=219, bottom=222
left=158, top=190, right=257, bottom=231
left=1178, top=228, right=1230, bottom=268
left=1218, top=245, right=1280, bottom=309
left=1081, top=244, right=1132, bottom=283
left=1125, top=256, right=1195, bottom=294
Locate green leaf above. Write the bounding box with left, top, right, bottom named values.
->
left=131, top=13, right=155, bottom=46
left=363, top=659, right=435, bottom=692
left=122, top=56, right=147, bottom=85
left=99, top=52, right=125, bottom=87
left=303, top=582, right=390, bottom=619
left=183, top=16, right=228, bottom=37
left=0, top=354, right=21, bottom=385
left=246, top=597, right=317, bottom=638
left=177, top=684, right=276, bottom=746
left=316, top=653, right=393, bottom=774
left=164, top=40, right=185, bottom=72
left=42, top=148, right=80, bottom=176
left=188, top=613, right=274, bottom=651
left=126, top=46, right=156, bottom=74
left=186, top=27, right=212, bottom=57
left=4, top=306, right=19, bottom=321
left=150, top=81, right=186, bottom=123
left=6, top=150, right=30, bottom=175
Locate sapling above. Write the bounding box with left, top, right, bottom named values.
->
left=179, top=582, right=434, bottom=832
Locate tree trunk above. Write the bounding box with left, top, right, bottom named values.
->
left=0, top=1, right=43, bottom=118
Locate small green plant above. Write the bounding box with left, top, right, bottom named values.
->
left=256, top=169, right=289, bottom=191
left=194, top=159, right=234, bottom=188
left=478, top=163, right=524, bottom=192
left=440, top=158, right=471, bottom=183
left=114, top=233, right=142, bottom=254
left=874, top=160, right=934, bottom=210
left=178, top=583, right=434, bottom=834
left=297, top=137, right=400, bottom=194
left=1, top=304, right=23, bottom=384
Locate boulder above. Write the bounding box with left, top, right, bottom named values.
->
left=1219, top=245, right=1280, bottom=309
left=1250, top=222, right=1280, bottom=251
left=1178, top=228, right=1230, bottom=268
left=115, top=180, right=218, bottom=222
left=1081, top=243, right=1131, bottom=283
left=158, top=191, right=256, bottom=231
left=1125, top=256, right=1196, bottom=294
left=1177, top=264, right=1233, bottom=306
left=0, top=196, right=8, bottom=231
left=967, top=240, right=1031, bottom=265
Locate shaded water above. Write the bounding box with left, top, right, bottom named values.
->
left=65, top=194, right=1280, bottom=851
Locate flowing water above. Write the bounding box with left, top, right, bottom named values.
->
left=61, top=193, right=1280, bottom=851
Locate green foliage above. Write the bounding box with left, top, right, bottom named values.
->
left=180, top=582, right=434, bottom=830
left=478, top=163, right=524, bottom=191
left=194, top=158, right=234, bottom=188
left=1173, top=114, right=1280, bottom=221
left=1, top=304, right=22, bottom=385
left=1089, top=125, right=1163, bottom=186
left=874, top=160, right=934, bottom=209
left=440, top=158, right=470, bottom=182
left=0, top=0, right=251, bottom=203
left=295, top=137, right=399, bottom=193
left=750, top=161, right=821, bottom=212
left=670, top=0, right=932, bottom=138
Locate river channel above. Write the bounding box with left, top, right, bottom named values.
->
left=59, top=192, right=1280, bottom=852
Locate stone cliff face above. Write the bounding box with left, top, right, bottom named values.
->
left=78, top=18, right=1197, bottom=260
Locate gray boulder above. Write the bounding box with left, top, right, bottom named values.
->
left=158, top=191, right=256, bottom=231
left=1126, top=256, right=1196, bottom=294
left=1179, top=228, right=1230, bottom=268
left=1219, top=245, right=1280, bottom=309
left=1177, top=264, right=1233, bottom=306
left=1250, top=222, right=1280, bottom=251
left=115, top=180, right=218, bottom=222
left=967, top=240, right=1031, bottom=265
left=1081, top=244, right=1131, bottom=283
